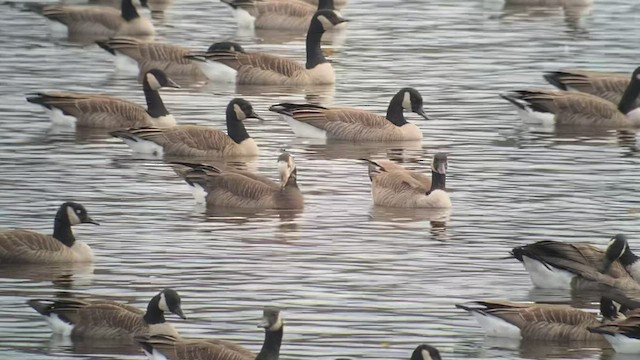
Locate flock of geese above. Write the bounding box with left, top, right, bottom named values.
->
left=1, top=0, right=640, bottom=359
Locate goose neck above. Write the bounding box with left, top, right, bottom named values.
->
left=305, top=21, right=327, bottom=69
left=429, top=171, right=446, bottom=194
left=225, top=106, right=250, bottom=144
left=143, top=294, right=166, bottom=325
left=121, top=0, right=139, bottom=21
left=385, top=93, right=409, bottom=126
left=256, top=328, right=283, bottom=360
left=52, top=208, right=75, bottom=247
left=143, top=86, right=170, bottom=118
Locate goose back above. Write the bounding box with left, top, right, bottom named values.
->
left=544, top=70, right=632, bottom=106
left=0, top=230, right=93, bottom=264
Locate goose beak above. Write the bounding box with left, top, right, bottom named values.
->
left=257, top=319, right=269, bottom=328
left=84, top=217, right=100, bottom=225
left=172, top=306, right=187, bottom=320
left=166, top=78, right=181, bottom=89
left=417, top=108, right=429, bottom=120
left=249, top=111, right=265, bottom=122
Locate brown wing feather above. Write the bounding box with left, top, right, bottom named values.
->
left=202, top=172, right=278, bottom=207
left=134, top=125, right=236, bottom=156
left=42, top=5, right=122, bottom=33
left=73, top=303, right=148, bottom=338
left=0, top=230, right=78, bottom=263
left=206, top=51, right=304, bottom=78
left=105, top=37, right=191, bottom=64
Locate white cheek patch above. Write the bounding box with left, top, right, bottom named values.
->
left=66, top=207, right=81, bottom=225
left=146, top=73, right=162, bottom=90
left=421, top=349, right=433, bottom=360
left=402, top=92, right=412, bottom=110
left=158, top=293, right=169, bottom=312
left=270, top=313, right=283, bottom=331
left=317, top=15, right=333, bottom=30
left=233, top=104, right=246, bottom=120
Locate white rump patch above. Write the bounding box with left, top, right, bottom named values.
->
left=152, top=114, right=176, bottom=128
left=603, top=333, right=640, bottom=354
left=47, top=20, right=68, bottom=36
left=120, top=137, right=164, bottom=157
left=114, top=53, right=140, bottom=74
left=402, top=91, right=411, bottom=110
left=190, top=183, right=207, bottom=205
left=471, top=311, right=521, bottom=339
left=522, top=256, right=574, bottom=289
left=66, top=206, right=81, bottom=225
left=281, top=114, right=327, bottom=139
left=515, top=108, right=556, bottom=126
left=146, top=73, right=161, bottom=90
left=624, top=107, right=640, bottom=125
left=45, top=313, right=74, bottom=336
left=46, top=108, right=77, bottom=127
left=234, top=8, right=256, bottom=30
left=195, top=60, right=237, bottom=83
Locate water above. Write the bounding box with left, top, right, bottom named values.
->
left=0, top=0, right=639, bottom=359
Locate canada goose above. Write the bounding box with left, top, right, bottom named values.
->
left=0, top=202, right=98, bottom=264
left=501, top=66, right=640, bottom=128
left=110, top=98, right=262, bottom=157
left=221, top=0, right=335, bottom=31
left=410, top=344, right=442, bottom=360
left=173, top=152, right=303, bottom=209
left=505, top=0, right=593, bottom=5
left=269, top=88, right=428, bottom=140
left=27, top=288, right=186, bottom=339
left=543, top=69, right=640, bottom=109
left=39, top=0, right=154, bottom=40
left=183, top=9, right=347, bottom=85
left=27, top=69, right=179, bottom=129
left=298, top=0, right=347, bottom=8
left=367, top=153, right=451, bottom=208
left=364, top=159, right=431, bottom=191
left=456, top=298, right=623, bottom=341
left=137, top=307, right=283, bottom=360
left=96, top=38, right=242, bottom=82
left=511, top=235, right=640, bottom=291
left=590, top=314, right=640, bottom=353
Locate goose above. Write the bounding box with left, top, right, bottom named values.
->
left=110, top=98, right=262, bottom=157
left=590, top=314, right=640, bottom=353
left=27, top=69, right=179, bottom=129
left=173, top=152, right=303, bottom=209
left=410, top=344, right=442, bottom=360
left=511, top=234, right=640, bottom=291
left=27, top=288, right=186, bottom=339
left=269, top=88, right=428, bottom=140
left=95, top=38, right=242, bottom=82
left=363, top=159, right=431, bottom=191
left=183, top=9, right=347, bottom=85
left=456, top=297, right=624, bottom=341
left=221, top=0, right=335, bottom=31
left=543, top=69, right=640, bottom=108
left=0, top=202, right=98, bottom=264
left=500, top=66, right=640, bottom=128
left=137, top=307, right=283, bottom=360
left=367, top=153, right=451, bottom=208
left=504, top=0, right=593, bottom=5
left=298, top=0, right=347, bottom=8
left=39, top=0, right=154, bottom=40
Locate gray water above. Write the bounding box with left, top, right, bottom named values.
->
left=1, top=0, right=640, bottom=359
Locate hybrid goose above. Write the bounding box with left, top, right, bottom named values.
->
left=96, top=38, right=241, bottom=82
left=137, top=307, right=283, bottom=360
left=221, top=0, right=336, bottom=31
left=183, top=9, right=347, bottom=85
left=0, top=202, right=98, bottom=264
left=590, top=314, right=640, bottom=353
left=27, top=288, right=186, bottom=339
left=173, top=152, right=303, bottom=209
left=110, top=98, right=262, bottom=157
left=456, top=297, right=625, bottom=341
left=410, top=345, right=442, bottom=360
left=367, top=153, right=451, bottom=208
left=269, top=88, right=428, bottom=140
left=27, top=69, right=179, bottom=128
left=511, top=235, right=640, bottom=291
left=38, top=0, right=154, bottom=40
left=501, top=66, right=640, bottom=128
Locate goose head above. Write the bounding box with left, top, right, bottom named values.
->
left=59, top=202, right=99, bottom=226
left=143, top=69, right=180, bottom=90
left=400, top=88, right=429, bottom=120
left=277, top=152, right=297, bottom=190
left=602, top=234, right=629, bottom=273
left=311, top=9, right=348, bottom=33
left=229, top=98, right=264, bottom=122
left=156, top=288, right=187, bottom=320
left=431, top=153, right=448, bottom=175
left=258, top=307, right=283, bottom=332
left=206, top=41, right=246, bottom=53
left=411, top=344, right=442, bottom=360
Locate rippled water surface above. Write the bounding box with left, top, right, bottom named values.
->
left=1, top=0, right=640, bottom=359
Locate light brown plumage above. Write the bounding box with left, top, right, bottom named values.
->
left=365, top=160, right=431, bottom=192
left=138, top=335, right=254, bottom=360
left=0, top=229, right=93, bottom=263
left=544, top=70, right=638, bottom=107
left=244, top=0, right=318, bottom=31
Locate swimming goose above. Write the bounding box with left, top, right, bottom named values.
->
left=544, top=69, right=640, bottom=109
left=137, top=307, right=283, bottom=360
left=110, top=98, right=262, bottom=157
left=27, top=288, right=186, bottom=339
left=511, top=235, right=640, bottom=291
left=221, top=0, right=335, bottom=31
left=501, top=66, right=640, bottom=127
left=364, top=159, right=431, bottom=191
left=174, top=152, right=303, bottom=209
left=590, top=314, right=640, bottom=353
left=411, top=344, right=442, bottom=360
left=27, top=69, right=179, bottom=128
left=0, top=202, right=98, bottom=264
left=269, top=88, right=428, bottom=140
left=456, top=297, right=623, bottom=341
left=183, top=9, right=347, bottom=85
left=96, top=38, right=241, bottom=82
left=39, top=0, right=154, bottom=40
left=505, top=0, right=593, bottom=5
left=367, top=153, right=451, bottom=208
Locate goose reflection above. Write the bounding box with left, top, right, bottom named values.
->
left=0, top=262, right=95, bottom=289
left=497, top=1, right=592, bottom=31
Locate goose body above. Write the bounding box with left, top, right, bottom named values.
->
left=40, top=0, right=154, bottom=40
left=185, top=9, right=347, bottom=85
left=110, top=98, right=261, bottom=157
left=269, top=88, right=428, bottom=140
left=410, top=345, right=442, bottom=360
left=27, top=70, right=179, bottom=128
left=298, top=0, right=347, bottom=8
left=590, top=314, right=640, bottom=353
left=221, top=0, right=334, bottom=31
left=501, top=66, right=640, bottom=128
left=505, top=0, right=593, bottom=5
left=137, top=307, right=283, bottom=360
left=511, top=235, right=640, bottom=291
left=544, top=70, right=640, bottom=109
left=27, top=289, right=186, bottom=339
left=0, top=202, right=98, bottom=264
left=174, top=152, right=303, bottom=209
left=367, top=153, right=451, bottom=208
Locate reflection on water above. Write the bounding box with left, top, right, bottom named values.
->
left=2, top=0, right=640, bottom=359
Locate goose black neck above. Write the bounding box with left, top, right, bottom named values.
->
left=305, top=20, right=327, bottom=69
left=385, top=92, right=409, bottom=126
left=256, top=328, right=283, bottom=360
left=143, top=85, right=170, bottom=118
left=143, top=294, right=166, bottom=325
left=121, top=0, right=140, bottom=21
left=52, top=207, right=75, bottom=247
left=285, top=168, right=298, bottom=189
left=620, top=247, right=640, bottom=267
left=429, top=171, right=446, bottom=193
left=617, top=77, right=640, bottom=115
left=317, top=0, right=334, bottom=10
left=225, top=105, right=250, bottom=144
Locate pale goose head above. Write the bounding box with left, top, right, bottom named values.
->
left=145, top=288, right=187, bottom=324
left=411, top=344, right=442, bottom=360
left=277, top=152, right=297, bottom=190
